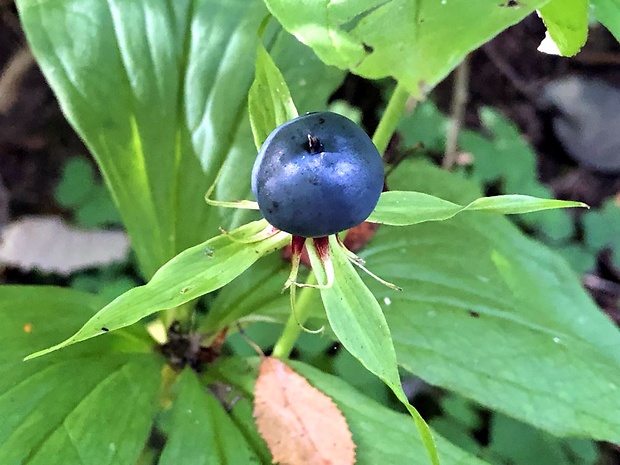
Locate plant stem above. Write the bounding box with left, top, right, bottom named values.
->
left=443, top=55, right=470, bottom=170
left=271, top=272, right=318, bottom=359
left=161, top=301, right=194, bottom=332
left=372, top=81, right=411, bottom=155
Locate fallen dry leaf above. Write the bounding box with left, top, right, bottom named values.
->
left=0, top=216, right=129, bottom=275
left=254, top=357, right=356, bottom=465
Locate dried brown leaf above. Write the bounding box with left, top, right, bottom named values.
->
left=0, top=216, right=129, bottom=274
left=254, top=357, right=356, bottom=465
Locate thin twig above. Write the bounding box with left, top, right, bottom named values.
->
left=573, top=51, right=620, bottom=66
left=0, top=47, right=35, bottom=115
left=583, top=274, right=620, bottom=296
left=443, top=55, right=470, bottom=170
left=372, top=82, right=411, bottom=156
left=236, top=322, right=265, bottom=358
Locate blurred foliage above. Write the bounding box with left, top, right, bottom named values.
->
left=55, top=157, right=137, bottom=301
left=327, top=99, right=363, bottom=126
left=398, top=101, right=620, bottom=276
left=584, top=198, right=620, bottom=269
left=431, top=394, right=599, bottom=465
left=55, top=157, right=121, bottom=228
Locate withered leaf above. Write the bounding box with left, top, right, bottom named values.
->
left=254, top=357, right=356, bottom=465
left=0, top=216, right=129, bottom=275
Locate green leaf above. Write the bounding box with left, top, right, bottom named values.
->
left=461, top=107, right=575, bottom=242
left=398, top=100, right=450, bottom=152
left=26, top=220, right=291, bottom=360
left=18, top=0, right=344, bottom=278
left=538, top=0, right=588, bottom=56
left=0, top=286, right=161, bottom=465
left=249, top=41, right=298, bottom=150
left=211, top=357, right=490, bottom=465
left=583, top=199, right=620, bottom=268
left=463, top=106, right=539, bottom=191
left=226, top=397, right=273, bottom=463
left=591, top=0, right=620, bottom=42
left=159, top=370, right=260, bottom=464
left=75, top=185, right=122, bottom=228
left=362, top=160, right=620, bottom=443
left=264, top=0, right=548, bottom=97
left=306, top=235, right=440, bottom=465
left=201, top=253, right=292, bottom=331
left=201, top=253, right=324, bottom=333
left=55, top=158, right=96, bottom=208
left=552, top=244, right=596, bottom=275
left=486, top=413, right=599, bottom=465
left=368, top=191, right=586, bottom=226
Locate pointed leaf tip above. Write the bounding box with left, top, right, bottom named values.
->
left=254, top=357, right=356, bottom=465
left=368, top=191, right=588, bottom=226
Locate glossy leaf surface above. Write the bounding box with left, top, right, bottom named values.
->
left=17, top=0, right=343, bottom=277
left=307, top=236, right=439, bottom=465
left=363, top=161, right=620, bottom=443
left=368, top=192, right=585, bottom=226
left=26, top=220, right=290, bottom=360
left=159, top=370, right=259, bottom=464
left=0, top=286, right=161, bottom=465
left=264, top=0, right=548, bottom=97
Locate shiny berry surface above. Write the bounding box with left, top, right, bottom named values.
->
left=251, top=112, right=384, bottom=237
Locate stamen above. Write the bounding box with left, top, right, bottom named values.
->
left=338, top=239, right=402, bottom=291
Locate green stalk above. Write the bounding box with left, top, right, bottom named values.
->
left=271, top=272, right=318, bottom=359
left=372, top=81, right=411, bottom=155
left=161, top=300, right=194, bottom=332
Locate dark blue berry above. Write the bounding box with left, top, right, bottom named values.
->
left=251, top=112, right=384, bottom=237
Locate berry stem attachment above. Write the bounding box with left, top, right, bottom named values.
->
left=306, top=133, right=323, bottom=154
left=372, top=82, right=414, bottom=156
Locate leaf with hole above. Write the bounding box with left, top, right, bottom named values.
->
left=264, top=0, right=549, bottom=97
